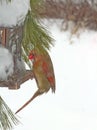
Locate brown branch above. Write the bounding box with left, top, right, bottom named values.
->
left=36, top=0, right=97, bottom=30
left=0, top=70, right=34, bottom=89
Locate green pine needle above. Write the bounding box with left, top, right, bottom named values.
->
left=0, top=96, right=19, bottom=130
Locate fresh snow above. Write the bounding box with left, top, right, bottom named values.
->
left=0, top=0, right=30, bottom=27
left=1, top=20, right=97, bottom=130
left=0, top=46, right=14, bottom=80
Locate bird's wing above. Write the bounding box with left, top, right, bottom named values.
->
left=42, top=53, right=56, bottom=93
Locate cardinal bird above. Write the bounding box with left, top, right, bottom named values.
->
left=15, top=49, right=55, bottom=114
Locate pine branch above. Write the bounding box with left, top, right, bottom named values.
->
left=0, top=96, right=19, bottom=130
left=22, top=11, right=54, bottom=68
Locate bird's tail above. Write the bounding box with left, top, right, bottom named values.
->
left=15, top=90, right=43, bottom=114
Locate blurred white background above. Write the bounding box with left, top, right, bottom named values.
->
left=1, top=21, right=97, bottom=130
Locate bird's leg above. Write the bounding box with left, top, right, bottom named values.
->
left=15, top=89, right=44, bottom=114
